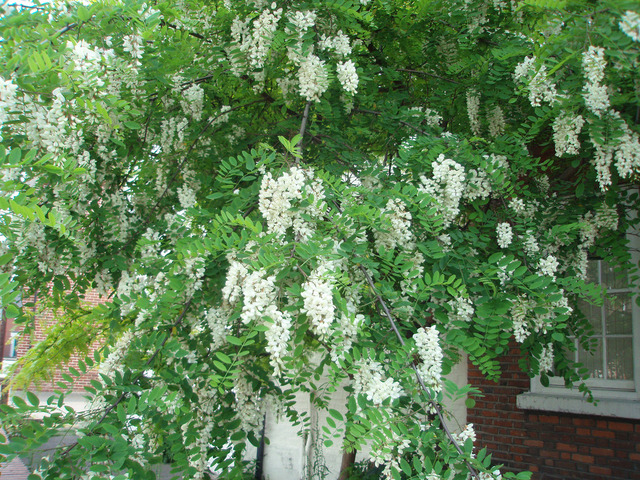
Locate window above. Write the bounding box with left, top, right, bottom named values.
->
left=572, top=259, right=635, bottom=389
left=517, top=236, right=640, bottom=419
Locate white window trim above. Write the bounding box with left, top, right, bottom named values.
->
left=518, top=220, right=640, bottom=420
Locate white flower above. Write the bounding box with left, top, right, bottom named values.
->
left=336, top=60, right=358, bottom=94
left=488, top=106, right=505, bottom=137
left=418, top=154, right=466, bottom=227
left=374, top=198, right=414, bottom=251
left=466, top=89, right=481, bottom=136
left=539, top=343, right=554, bottom=373
left=298, top=54, right=329, bottom=102
left=582, top=46, right=607, bottom=84
left=123, top=34, right=144, bottom=59
left=353, top=359, right=403, bottom=405
left=538, top=255, right=559, bottom=280
left=620, top=11, right=640, bottom=42
left=288, top=10, right=316, bottom=34
left=301, top=268, right=335, bottom=337
left=552, top=112, right=584, bottom=157
left=496, top=222, right=513, bottom=249
left=414, top=326, right=443, bottom=392
left=514, top=56, right=558, bottom=107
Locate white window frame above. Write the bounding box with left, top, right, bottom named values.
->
left=517, top=226, right=640, bottom=419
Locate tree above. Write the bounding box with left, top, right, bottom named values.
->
left=1, top=0, right=639, bottom=478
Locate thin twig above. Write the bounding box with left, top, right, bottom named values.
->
left=60, top=299, right=193, bottom=458
left=358, top=266, right=481, bottom=479
left=297, top=101, right=312, bottom=158
left=398, top=68, right=462, bottom=85
left=354, top=108, right=432, bottom=135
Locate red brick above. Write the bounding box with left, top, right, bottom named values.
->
left=524, top=439, right=544, bottom=448
left=557, top=443, right=578, bottom=452
left=571, top=453, right=594, bottom=464
left=539, top=415, right=559, bottom=424
left=591, top=447, right=614, bottom=457
left=572, top=417, right=595, bottom=427
left=630, top=452, right=640, bottom=462
left=592, top=429, right=615, bottom=439
left=589, top=465, right=612, bottom=475
left=609, top=421, right=633, bottom=432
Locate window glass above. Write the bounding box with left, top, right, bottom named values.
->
left=573, top=260, right=634, bottom=382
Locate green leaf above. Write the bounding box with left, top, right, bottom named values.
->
left=77, top=5, right=91, bottom=21
left=215, top=351, right=232, bottom=364
left=124, top=121, right=142, bottom=130
left=26, top=391, right=39, bottom=407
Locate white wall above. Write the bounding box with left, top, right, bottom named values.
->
left=261, top=356, right=468, bottom=480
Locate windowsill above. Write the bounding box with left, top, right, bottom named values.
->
left=517, top=391, right=640, bottom=419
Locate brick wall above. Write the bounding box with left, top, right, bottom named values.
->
left=13, top=289, right=107, bottom=392
left=467, top=345, right=640, bottom=480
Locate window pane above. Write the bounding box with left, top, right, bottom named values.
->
left=577, top=298, right=602, bottom=334
left=601, top=261, right=629, bottom=290
left=606, top=337, right=634, bottom=380
left=578, top=338, right=604, bottom=379
left=605, top=293, right=633, bottom=335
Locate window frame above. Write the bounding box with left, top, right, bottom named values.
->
left=517, top=225, right=640, bottom=420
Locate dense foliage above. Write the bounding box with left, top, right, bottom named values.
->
left=1, top=0, right=640, bottom=478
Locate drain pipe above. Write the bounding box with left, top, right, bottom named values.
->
left=255, top=413, right=267, bottom=480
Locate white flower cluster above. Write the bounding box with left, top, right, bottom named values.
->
left=353, top=359, right=403, bottom=405
left=301, top=267, right=335, bottom=337
left=205, top=307, right=229, bottom=350
left=123, top=34, right=144, bottom=59
left=552, top=112, right=584, bottom=157
left=419, top=154, right=466, bottom=227
left=24, top=88, right=77, bottom=154
left=222, top=257, right=249, bottom=306
left=413, top=325, right=443, bottom=392
left=181, top=84, right=205, bottom=121
left=514, top=56, right=558, bottom=107
left=318, top=30, right=352, bottom=57
left=298, top=54, right=330, bottom=102
left=592, top=143, right=613, bottom=189
left=488, top=106, right=506, bottom=137
left=259, top=166, right=326, bottom=239
left=232, top=376, right=265, bottom=433
left=374, top=198, right=414, bottom=252
left=456, top=423, right=476, bottom=445
left=0, top=77, right=18, bottom=136
left=510, top=295, right=533, bottom=343
left=466, top=168, right=492, bottom=201
left=240, top=268, right=277, bottom=324
left=466, top=89, right=481, bottom=136
left=336, top=60, right=358, bottom=94
left=620, top=10, right=640, bottom=42
left=263, top=305, right=292, bottom=376
left=496, top=222, right=513, bottom=249
left=449, top=297, right=474, bottom=323
left=539, top=343, right=554, bottom=373
left=523, top=230, right=540, bottom=256
left=613, top=124, right=640, bottom=180
left=248, top=8, right=283, bottom=70
left=98, top=331, right=135, bottom=377
left=538, top=254, right=559, bottom=280
left=409, top=106, right=442, bottom=127
left=582, top=46, right=609, bottom=117
left=508, top=197, right=525, bottom=214
left=288, top=10, right=316, bottom=34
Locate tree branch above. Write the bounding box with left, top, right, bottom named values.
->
left=358, top=266, right=481, bottom=480
left=298, top=101, right=312, bottom=158
left=398, top=68, right=462, bottom=85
